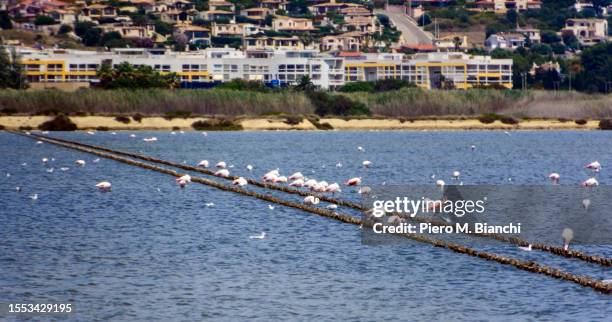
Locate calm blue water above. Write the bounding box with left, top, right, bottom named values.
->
left=1, top=131, right=611, bottom=321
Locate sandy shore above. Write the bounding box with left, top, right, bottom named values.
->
left=0, top=116, right=601, bottom=131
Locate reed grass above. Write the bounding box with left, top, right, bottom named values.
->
left=1, top=88, right=611, bottom=119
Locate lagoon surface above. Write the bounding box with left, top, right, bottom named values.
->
left=1, top=131, right=611, bottom=321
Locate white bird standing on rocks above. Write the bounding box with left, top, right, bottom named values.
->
left=177, top=174, right=192, bottom=183
left=197, top=160, right=209, bottom=168
left=326, top=183, right=341, bottom=193
left=232, top=177, right=248, bottom=186
left=215, top=169, right=230, bottom=178
left=95, top=181, right=112, bottom=192
left=518, top=244, right=532, bottom=251
left=288, top=172, right=304, bottom=181
left=216, top=161, right=227, bottom=168
left=289, top=179, right=305, bottom=187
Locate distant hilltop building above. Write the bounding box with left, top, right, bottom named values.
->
left=484, top=32, right=527, bottom=51
left=562, top=18, right=609, bottom=47
left=10, top=46, right=513, bottom=90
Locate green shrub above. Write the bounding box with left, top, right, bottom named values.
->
left=0, top=124, right=5, bottom=130
left=164, top=110, right=192, bottom=120
left=96, top=126, right=109, bottom=131
left=217, top=79, right=269, bottom=92
left=558, top=118, right=570, bottom=123
left=284, top=115, right=303, bottom=125
left=478, top=113, right=501, bottom=124
left=575, top=119, right=587, bottom=125
left=18, top=126, right=33, bottom=131
left=34, top=108, right=61, bottom=116
left=115, top=116, right=131, bottom=124
left=172, top=126, right=180, bottom=131
left=0, top=108, right=18, bottom=115
left=599, top=119, right=612, bottom=130
left=132, top=113, right=143, bottom=122
left=191, top=119, right=243, bottom=131
left=500, top=116, right=519, bottom=125
left=38, top=115, right=77, bottom=131
left=307, top=116, right=334, bottom=130
left=309, top=92, right=371, bottom=116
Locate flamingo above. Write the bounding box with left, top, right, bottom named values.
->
left=215, top=169, right=230, bottom=178
left=177, top=174, right=192, bottom=183
left=197, top=160, right=209, bottom=167
left=177, top=179, right=188, bottom=188
left=585, top=161, right=601, bottom=172
left=362, top=160, right=373, bottom=168
left=303, top=196, right=320, bottom=205
left=326, top=183, right=341, bottom=193
left=216, top=161, right=227, bottom=169
left=75, top=160, right=86, bottom=166
left=581, top=177, right=598, bottom=187
left=357, top=146, right=365, bottom=152
left=358, top=186, right=372, bottom=194
left=95, top=181, right=112, bottom=192
left=273, top=176, right=288, bottom=183
left=232, top=177, right=248, bottom=186
left=289, top=179, right=305, bottom=187
left=452, top=171, right=460, bottom=180
left=548, top=172, right=560, bottom=184
left=288, top=172, right=304, bottom=181
left=303, top=179, right=317, bottom=188
left=346, top=177, right=361, bottom=186
left=263, top=169, right=280, bottom=182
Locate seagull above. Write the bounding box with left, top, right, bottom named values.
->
left=436, top=180, right=445, bottom=188
left=268, top=205, right=275, bottom=210
left=60, top=167, right=69, bottom=171
left=197, top=160, right=209, bottom=168
left=326, top=204, right=338, bottom=210
left=6, top=173, right=10, bottom=177
left=86, top=131, right=95, bottom=135
left=357, top=146, right=365, bottom=152
left=29, top=193, right=38, bottom=201
left=95, top=181, right=112, bottom=192
left=582, top=199, right=591, bottom=210
left=46, top=168, right=54, bottom=173
left=336, top=162, right=343, bottom=168
left=111, top=132, right=117, bottom=135
left=249, top=232, right=266, bottom=239
left=75, top=160, right=86, bottom=166
left=246, top=164, right=254, bottom=171
left=21, top=163, right=27, bottom=166
left=36, top=141, right=43, bottom=145
left=143, top=137, right=157, bottom=142
left=518, top=244, right=532, bottom=251
left=204, top=202, right=215, bottom=207
left=42, top=157, right=49, bottom=163
left=201, top=132, right=208, bottom=137
left=362, top=160, right=373, bottom=168
left=92, top=158, right=100, bottom=163
left=470, top=145, right=476, bottom=151
left=130, top=134, right=136, bottom=138
left=15, top=186, right=21, bottom=192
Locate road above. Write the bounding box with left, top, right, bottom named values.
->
left=374, top=5, right=433, bottom=45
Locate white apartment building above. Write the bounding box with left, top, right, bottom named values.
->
left=14, top=47, right=513, bottom=90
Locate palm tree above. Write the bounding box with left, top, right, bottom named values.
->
left=295, top=75, right=315, bottom=91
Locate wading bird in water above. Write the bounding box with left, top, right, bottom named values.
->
left=346, top=177, right=361, bottom=186
left=303, top=196, right=320, bottom=205
left=585, top=161, right=601, bottom=172
left=548, top=172, right=560, bottom=184
left=581, top=177, right=598, bottom=187
left=95, top=181, right=112, bottom=192
left=250, top=232, right=266, bottom=239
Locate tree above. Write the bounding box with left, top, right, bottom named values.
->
left=34, top=15, right=57, bottom=26
left=294, top=75, right=315, bottom=91
left=0, top=48, right=27, bottom=89
left=83, top=28, right=102, bottom=46
left=155, top=20, right=173, bottom=35
left=574, top=42, right=612, bottom=92
left=541, top=30, right=561, bottom=44
left=0, top=11, right=12, bottom=29
left=97, top=62, right=179, bottom=89
left=58, top=24, right=72, bottom=34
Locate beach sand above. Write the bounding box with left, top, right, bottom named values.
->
left=0, top=116, right=601, bottom=131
